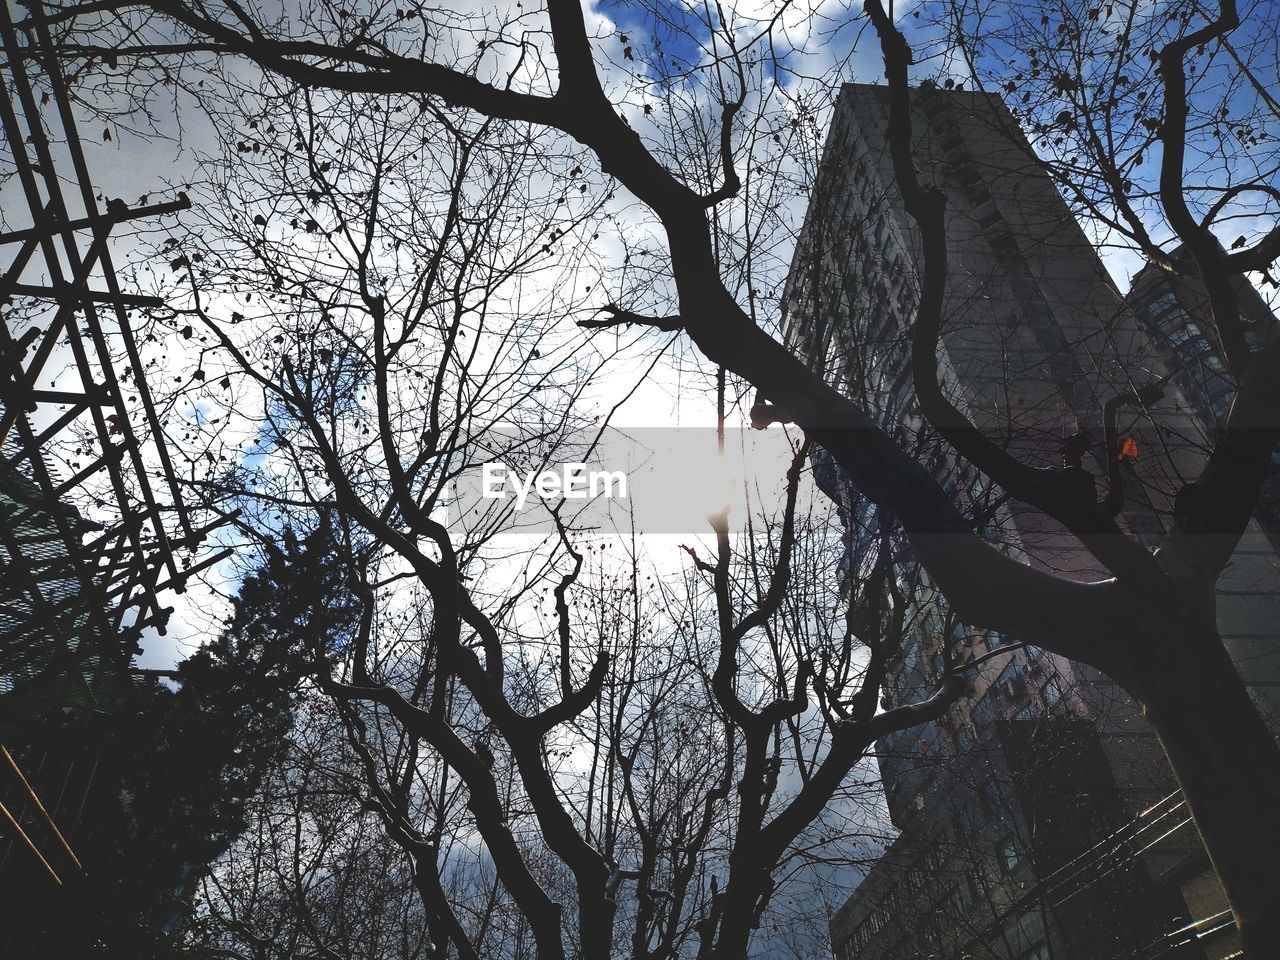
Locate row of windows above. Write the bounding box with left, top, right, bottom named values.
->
left=839, top=845, right=951, bottom=954
left=837, top=833, right=1044, bottom=960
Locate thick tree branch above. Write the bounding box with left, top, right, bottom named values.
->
left=321, top=674, right=568, bottom=960
left=579, top=305, right=684, bottom=332
left=1102, top=379, right=1167, bottom=516
left=121, top=0, right=564, bottom=126
left=1156, top=0, right=1252, bottom=377
left=730, top=443, right=807, bottom=643
left=1158, top=335, right=1280, bottom=582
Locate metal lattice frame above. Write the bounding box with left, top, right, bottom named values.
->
left=0, top=0, right=227, bottom=703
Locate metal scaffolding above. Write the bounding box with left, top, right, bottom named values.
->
left=0, top=0, right=227, bottom=703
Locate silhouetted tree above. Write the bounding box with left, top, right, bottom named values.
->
left=6, top=519, right=358, bottom=958
left=33, top=0, right=1280, bottom=951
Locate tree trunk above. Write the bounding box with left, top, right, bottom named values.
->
left=707, top=865, right=767, bottom=960
left=1141, top=631, right=1280, bottom=958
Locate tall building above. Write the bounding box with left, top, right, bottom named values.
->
left=1128, top=246, right=1279, bottom=432
left=1127, top=250, right=1280, bottom=735
left=0, top=442, right=124, bottom=707
left=787, top=83, right=1279, bottom=960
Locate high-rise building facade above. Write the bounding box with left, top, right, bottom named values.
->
left=1127, top=250, right=1280, bottom=739
left=787, top=83, right=1279, bottom=960
left=1128, top=246, right=1279, bottom=431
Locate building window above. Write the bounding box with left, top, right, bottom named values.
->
left=1042, top=677, right=1064, bottom=707
left=947, top=883, right=970, bottom=915
left=903, top=636, right=921, bottom=674
left=931, top=651, right=946, bottom=679
left=971, top=692, right=996, bottom=735
left=997, top=835, right=1025, bottom=875
left=1011, top=703, right=1038, bottom=721
left=921, top=610, right=937, bottom=639
left=996, top=660, right=1027, bottom=701
left=980, top=778, right=1003, bottom=816
left=966, top=867, right=987, bottom=903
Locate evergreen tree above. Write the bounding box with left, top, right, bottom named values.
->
left=4, top=520, right=359, bottom=958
